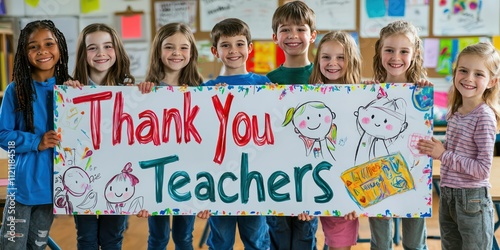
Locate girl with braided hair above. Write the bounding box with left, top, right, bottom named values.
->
left=0, top=19, right=70, bottom=249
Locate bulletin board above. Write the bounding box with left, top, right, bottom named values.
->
left=150, top=0, right=221, bottom=80
left=357, top=0, right=498, bottom=79
left=151, top=0, right=290, bottom=80
left=150, top=0, right=495, bottom=81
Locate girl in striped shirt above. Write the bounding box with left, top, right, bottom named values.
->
left=418, top=42, right=500, bottom=250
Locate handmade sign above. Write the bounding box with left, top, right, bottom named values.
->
left=53, top=84, right=434, bottom=217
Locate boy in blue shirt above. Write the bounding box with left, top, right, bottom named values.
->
left=203, top=18, right=270, bottom=250
left=204, top=18, right=270, bottom=86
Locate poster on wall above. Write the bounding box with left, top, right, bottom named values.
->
left=154, top=1, right=197, bottom=32
left=433, top=0, right=499, bottom=36
left=360, top=0, right=429, bottom=38
left=304, top=0, right=356, bottom=31
left=53, top=84, right=434, bottom=217
left=124, top=43, right=149, bottom=80
left=199, top=0, right=277, bottom=40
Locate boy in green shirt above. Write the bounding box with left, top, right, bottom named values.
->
left=266, top=1, right=317, bottom=85
left=266, top=2, right=319, bottom=250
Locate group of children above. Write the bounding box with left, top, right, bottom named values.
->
left=0, top=1, right=498, bottom=250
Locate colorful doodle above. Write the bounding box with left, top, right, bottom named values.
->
left=282, top=101, right=337, bottom=160
left=341, top=152, right=415, bottom=208
left=354, top=87, right=408, bottom=165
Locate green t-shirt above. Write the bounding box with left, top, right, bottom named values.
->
left=266, top=64, right=313, bottom=85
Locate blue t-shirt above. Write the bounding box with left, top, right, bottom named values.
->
left=0, top=77, right=56, bottom=205
left=203, top=73, right=270, bottom=86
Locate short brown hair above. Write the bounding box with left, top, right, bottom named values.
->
left=271, top=1, right=316, bottom=34
left=210, top=18, right=251, bottom=48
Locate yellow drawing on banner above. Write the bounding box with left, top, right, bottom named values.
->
left=341, top=152, right=414, bottom=208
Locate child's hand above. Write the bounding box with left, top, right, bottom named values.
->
left=417, top=137, right=445, bottom=159
left=344, top=211, right=357, bottom=220
left=363, top=80, right=380, bottom=84
left=215, top=83, right=227, bottom=88
left=136, top=209, right=151, bottom=218
left=297, top=212, right=314, bottom=221
left=38, top=130, right=60, bottom=151
left=64, top=80, right=83, bottom=88
left=137, top=81, right=156, bottom=94
left=197, top=210, right=211, bottom=219
left=265, top=82, right=279, bottom=87
left=415, top=79, right=433, bottom=87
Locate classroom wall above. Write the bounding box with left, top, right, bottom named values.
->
left=3, top=0, right=498, bottom=158
left=1, top=0, right=152, bottom=81
left=2, top=0, right=499, bottom=87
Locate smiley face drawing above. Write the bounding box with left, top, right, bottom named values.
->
left=104, top=162, right=142, bottom=214
left=354, top=88, right=408, bottom=165
left=283, top=101, right=337, bottom=160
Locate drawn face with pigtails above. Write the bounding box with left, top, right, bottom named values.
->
left=286, top=101, right=336, bottom=140
left=104, top=162, right=139, bottom=204
left=356, top=96, right=408, bottom=140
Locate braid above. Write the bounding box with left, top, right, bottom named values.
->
left=12, top=20, right=70, bottom=133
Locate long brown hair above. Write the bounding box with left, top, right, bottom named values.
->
left=448, top=42, right=500, bottom=130
left=13, top=20, right=70, bottom=132
left=309, top=31, right=361, bottom=84
left=73, top=23, right=135, bottom=85
left=145, top=23, right=202, bottom=86
left=373, top=20, right=426, bottom=83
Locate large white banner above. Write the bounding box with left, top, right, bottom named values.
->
left=53, top=84, right=434, bottom=218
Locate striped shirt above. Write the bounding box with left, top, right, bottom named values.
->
left=440, top=103, right=496, bottom=188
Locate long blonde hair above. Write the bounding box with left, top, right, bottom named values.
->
left=448, top=42, right=500, bottom=130
left=373, top=20, right=426, bottom=83
left=309, top=31, right=361, bottom=84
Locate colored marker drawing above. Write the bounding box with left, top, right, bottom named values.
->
left=341, top=152, right=415, bottom=208
left=442, top=0, right=482, bottom=21
left=354, top=88, right=408, bottom=165
left=282, top=101, right=337, bottom=160
left=104, top=162, right=144, bottom=214
left=63, top=106, right=84, bottom=129
left=54, top=166, right=97, bottom=214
